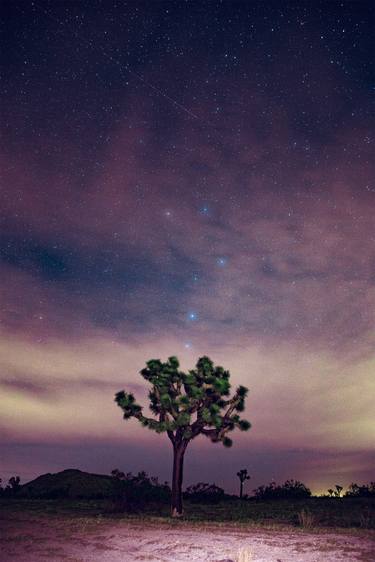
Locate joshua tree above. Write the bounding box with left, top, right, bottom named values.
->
left=335, top=484, right=343, bottom=497
left=8, top=476, right=21, bottom=491
left=111, top=468, right=125, bottom=480
left=237, top=468, right=250, bottom=499
left=327, top=488, right=334, bottom=497
left=115, top=356, right=250, bottom=517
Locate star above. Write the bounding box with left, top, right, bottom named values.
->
left=187, top=312, right=198, bottom=321
left=199, top=206, right=209, bottom=215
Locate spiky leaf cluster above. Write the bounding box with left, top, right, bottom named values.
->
left=115, top=356, right=251, bottom=447
left=237, top=468, right=251, bottom=483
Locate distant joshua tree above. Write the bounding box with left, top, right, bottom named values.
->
left=327, top=488, right=334, bottom=497
left=8, top=476, right=21, bottom=491
left=115, top=356, right=250, bottom=517
left=237, top=468, right=250, bottom=499
left=1, top=475, right=21, bottom=497
left=335, top=484, right=343, bottom=497
left=111, top=468, right=125, bottom=480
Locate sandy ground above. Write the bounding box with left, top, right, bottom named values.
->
left=0, top=514, right=374, bottom=562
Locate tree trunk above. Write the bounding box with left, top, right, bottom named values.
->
left=240, top=480, right=243, bottom=499
left=171, top=442, right=186, bottom=517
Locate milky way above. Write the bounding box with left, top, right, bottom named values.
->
left=1, top=1, right=374, bottom=493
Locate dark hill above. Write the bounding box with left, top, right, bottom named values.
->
left=19, top=469, right=116, bottom=499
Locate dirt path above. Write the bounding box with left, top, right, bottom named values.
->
left=1, top=515, right=374, bottom=561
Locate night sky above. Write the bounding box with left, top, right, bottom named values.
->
left=1, top=1, right=374, bottom=494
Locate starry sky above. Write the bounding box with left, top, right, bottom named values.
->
left=1, top=1, right=374, bottom=494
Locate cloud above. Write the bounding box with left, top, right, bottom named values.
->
left=1, top=333, right=374, bottom=452
left=1, top=42, right=374, bottom=492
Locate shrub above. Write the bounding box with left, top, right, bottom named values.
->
left=253, top=479, right=311, bottom=500
left=345, top=482, right=375, bottom=498
left=184, top=482, right=225, bottom=504
left=359, top=509, right=373, bottom=529
left=297, top=509, right=316, bottom=528
left=2, top=476, right=21, bottom=498
left=237, top=547, right=252, bottom=562
left=107, top=469, right=171, bottom=512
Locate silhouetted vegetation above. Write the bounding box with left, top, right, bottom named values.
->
left=237, top=468, right=250, bottom=499
left=335, top=484, right=343, bottom=497
left=108, top=469, right=171, bottom=512
left=322, top=483, right=375, bottom=499
left=115, top=355, right=250, bottom=517
left=0, top=475, right=21, bottom=497
left=345, top=482, right=375, bottom=498
left=1, top=469, right=375, bottom=529
left=253, top=479, right=312, bottom=500
left=12, top=469, right=170, bottom=506
left=184, top=482, right=225, bottom=504
left=325, top=485, right=343, bottom=498
left=17, top=469, right=114, bottom=499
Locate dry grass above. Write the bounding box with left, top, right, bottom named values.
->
left=359, top=511, right=373, bottom=529
left=297, top=509, right=316, bottom=528
left=236, top=546, right=252, bottom=562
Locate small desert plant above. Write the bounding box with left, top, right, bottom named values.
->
left=237, top=547, right=252, bottom=562
left=359, top=510, right=373, bottom=529
left=297, top=509, right=316, bottom=528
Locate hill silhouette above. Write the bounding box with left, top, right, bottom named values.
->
left=19, top=469, right=115, bottom=499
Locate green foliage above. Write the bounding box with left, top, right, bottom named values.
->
left=115, top=391, right=142, bottom=419
left=201, top=407, right=211, bottom=423
left=176, top=412, right=191, bottom=426
left=115, top=355, right=250, bottom=448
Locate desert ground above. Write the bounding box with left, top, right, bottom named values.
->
left=1, top=511, right=375, bottom=562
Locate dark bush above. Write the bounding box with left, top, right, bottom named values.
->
left=107, top=469, right=171, bottom=512
left=184, top=482, right=225, bottom=504
left=345, top=482, right=375, bottom=498
left=1, top=476, right=21, bottom=498
left=253, top=479, right=311, bottom=500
